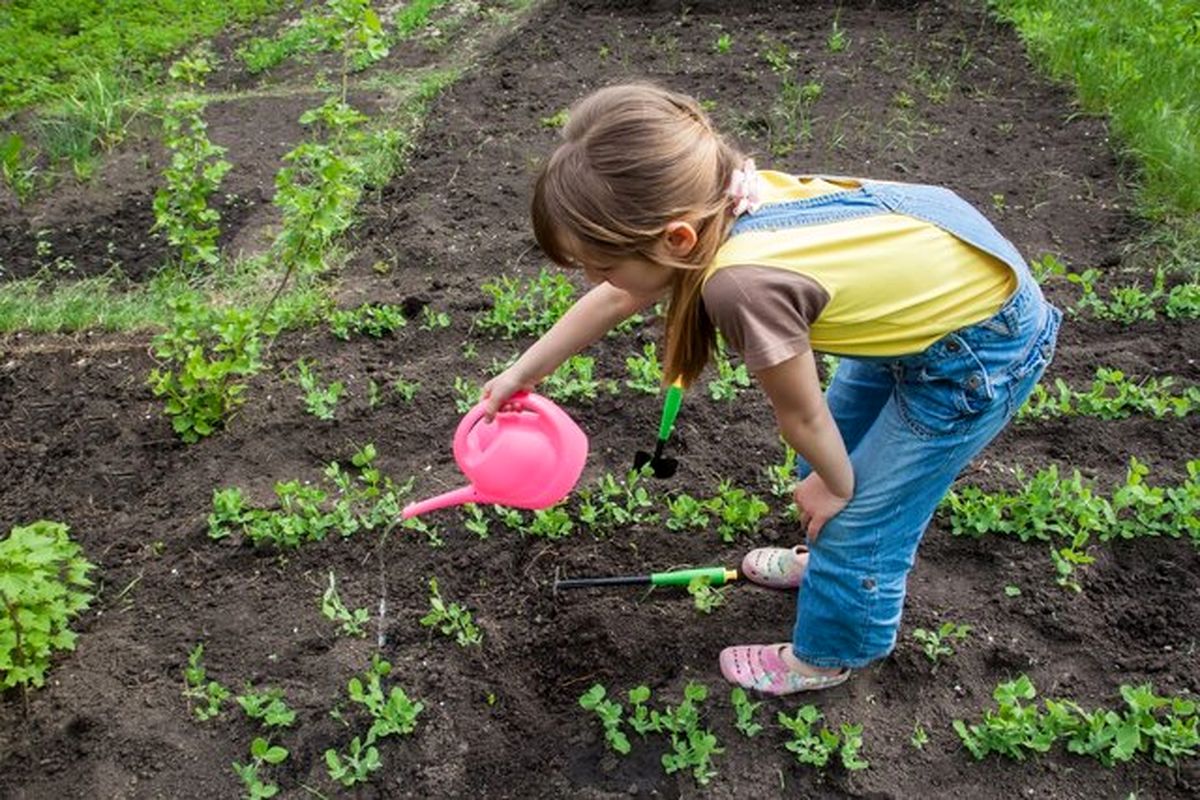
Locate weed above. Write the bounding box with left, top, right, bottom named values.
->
left=911, top=621, right=971, bottom=667
left=183, top=643, right=230, bottom=722
left=419, top=305, right=451, bottom=330
left=420, top=577, right=483, bottom=646
left=294, top=359, right=345, bottom=420
left=35, top=70, right=139, bottom=179
left=708, top=338, right=751, bottom=401
left=686, top=576, right=728, bottom=614
left=322, top=572, right=369, bottom=637
left=0, top=521, right=95, bottom=695
left=715, top=33, right=733, bottom=54
left=769, top=77, right=824, bottom=158
left=731, top=687, right=764, bottom=737
left=827, top=16, right=849, bottom=53
left=0, top=134, right=38, bottom=203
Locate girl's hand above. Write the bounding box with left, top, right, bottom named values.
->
left=793, top=472, right=852, bottom=540
left=481, top=367, right=534, bottom=420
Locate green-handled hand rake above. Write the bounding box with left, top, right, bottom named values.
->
left=554, top=565, right=738, bottom=592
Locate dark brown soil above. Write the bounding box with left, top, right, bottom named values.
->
left=2, top=1, right=1198, bottom=799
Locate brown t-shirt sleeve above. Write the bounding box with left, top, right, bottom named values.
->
left=702, top=265, right=830, bottom=371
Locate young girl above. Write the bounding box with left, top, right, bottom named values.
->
left=482, top=83, right=1062, bottom=695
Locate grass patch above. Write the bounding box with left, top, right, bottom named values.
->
left=0, top=0, right=286, bottom=113
left=992, top=0, right=1200, bottom=271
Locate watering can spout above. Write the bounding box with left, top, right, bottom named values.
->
left=402, top=485, right=487, bottom=520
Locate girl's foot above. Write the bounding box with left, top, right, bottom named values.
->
left=719, top=643, right=850, bottom=696
left=740, top=545, right=809, bottom=590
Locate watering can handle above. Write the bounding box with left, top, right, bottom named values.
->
left=455, top=391, right=564, bottom=467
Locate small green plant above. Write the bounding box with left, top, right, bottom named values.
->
left=778, top=705, right=869, bottom=771
left=625, top=341, right=663, bottom=395
left=328, top=303, right=407, bottom=339
left=1019, top=367, right=1200, bottom=421
left=237, top=687, right=297, bottom=729
left=764, top=440, right=799, bottom=497
left=541, top=355, right=608, bottom=403
left=393, top=377, right=420, bottom=402
left=525, top=506, right=574, bottom=540
left=322, top=572, right=369, bottom=637
left=665, top=493, right=710, bottom=532
left=0, top=521, right=95, bottom=694
left=540, top=108, right=570, bottom=128
left=731, top=687, right=763, bottom=737
left=715, top=32, right=733, bottom=54
left=707, top=338, right=751, bottom=401
left=577, top=467, right=660, bottom=533
left=326, top=655, right=422, bottom=786
left=686, top=575, right=728, bottom=614
left=705, top=481, right=770, bottom=542
left=420, top=577, right=482, bottom=646
left=233, top=737, right=288, bottom=799
left=827, top=17, right=849, bottom=52
left=911, top=621, right=971, bottom=667
left=476, top=268, right=576, bottom=338
left=627, top=685, right=658, bottom=735
left=657, top=682, right=723, bottom=785
left=183, top=643, right=230, bottom=722
left=462, top=504, right=490, bottom=539
left=579, top=684, right=631, bottom=754
left=453, top=377, right=481, bottom=413
left=769, top=77, right=824, bottom=157
left=911, top=721, right=929, bottom=749
left=294, top=358, right=345, bottom=420
left=153, top=51, right=231, bottom=270
left=0, top=133, right=37, bottom=203
left=419, top=305, right=451, bottom=330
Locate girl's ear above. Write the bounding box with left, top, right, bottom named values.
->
left=662, top=220, right=698, bottom=259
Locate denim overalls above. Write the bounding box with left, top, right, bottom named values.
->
left=729, top=179, right=1063, bottom=668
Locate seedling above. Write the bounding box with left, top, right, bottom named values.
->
left=827, top=17, right=849, bottom=52
left=577, top=467, right=659, bottom=533
left=656, top=682, right=723, bottom=785
left=542, top=355, right=609, bottom=403
left=237, top=687, right=297, bottom=729
left=420, top=577, right=483, bottom=646
left=526, top=507, right=574, bottom=540
left=715, top=33, right=733, bottom=54
left=911, top=621, right=971, bottom=667
left=476, top=268, right=576, bottom=338
left=625, top=341, right=663, bottom=395
left=348, top=655, right=424, bottom=742
left=393, top=377, right=420, bottom=402
left=233, top=737, right=288, bottom=799
left=628, top=686, right=658, bottom=735
left=322, top=572, right=369, bottom=637
left=764, top=440, right=798, bottom=497
left=705, top=481, right=770, bottom=543
left=540, top=108, right=569, bottom=128
left=665, top=493, right=710, bottom=532
left=731, top=687, right=763, bottom=737
left=453, top=377, right=481, bottom=413
left=686, top=575, right=728, bottom=614
left=911, top=721, right=929, bottom=749
left=419, top=305, right=451, bottom=330
left=707, top=338, right=751, bottom=400
left=579, top=684, right=631, bottom=754
left=183, top=643, right=230, bottom=722
left=0, top=521, right=95, bottom=697
left=778, top=705, right=869, bottom=771
left=328, top=303, right=407, bottom=339
left=325, top=736, right=380, bottom=787
left=462, top=504, right=490, bottom=539
left=294, top=359, right=344, bottom=420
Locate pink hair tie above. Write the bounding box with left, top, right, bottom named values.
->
left=727, top=159, right=763, bottom=217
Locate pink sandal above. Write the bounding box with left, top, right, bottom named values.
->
left=719, top=644, right=850, bottom=696
left=740, top=545, right=809, bottom=590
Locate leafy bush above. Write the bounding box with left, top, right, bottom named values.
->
left=0, top=521, right=95, bottom=692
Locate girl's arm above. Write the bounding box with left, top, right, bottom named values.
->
left=482, top=281, right=660, bottom=415
left=755, top=351, right=854, bottom=535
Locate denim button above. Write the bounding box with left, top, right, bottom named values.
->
left=946, top=340, right=960, bottom=352
left=861, top=578, right=876, bottom=590
left=966, top=374, right=982, bottom=389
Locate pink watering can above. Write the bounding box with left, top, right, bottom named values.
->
left=401, top=391, right=589, bottom=519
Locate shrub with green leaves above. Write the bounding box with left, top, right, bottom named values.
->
left=0, top=521, right=95, bottom=692
left=954, top=675, right=1198, bottom=768
left=152, top=52, right=231, bottom=271
left=148, top=295, right=265, bottom=443
left=420, top=577, right=482, bottom=646
left=476, top=268, right=576, bottom=338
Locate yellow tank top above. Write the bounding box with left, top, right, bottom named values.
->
left=706, top=172, right=1018, bottom=357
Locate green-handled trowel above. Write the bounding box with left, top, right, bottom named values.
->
left=633, top=377, right=684, bottom=479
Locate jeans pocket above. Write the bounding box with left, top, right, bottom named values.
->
left=1010, top=304, right=1063, bottom=382
left=896, top=377, right=991, bottom=438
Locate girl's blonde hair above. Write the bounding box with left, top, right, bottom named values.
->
left=531, top=83, right=745, bottom=388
